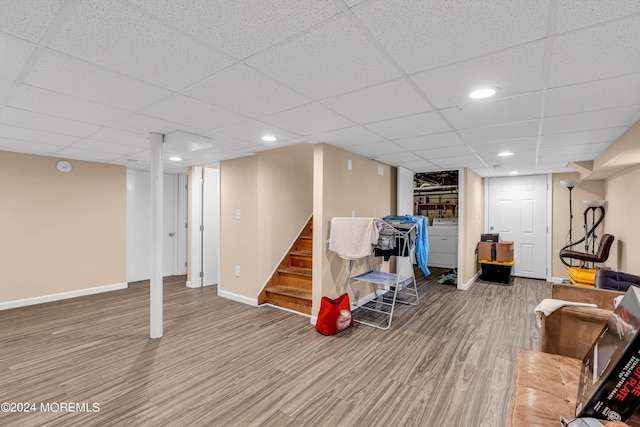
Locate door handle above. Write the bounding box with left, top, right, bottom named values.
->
left=489, top=226, right=494, bottom=231
left=168, top=232, right=175, bottom=237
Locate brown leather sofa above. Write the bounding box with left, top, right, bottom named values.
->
left=507, top=284, right=640, bottom=427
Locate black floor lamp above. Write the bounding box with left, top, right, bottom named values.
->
left=560, top=180, right=580, bottom=248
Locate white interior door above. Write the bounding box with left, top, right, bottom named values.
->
left=487, top=175, right=548, bottom=279
left=202, top=167, right=219, bottom=286
left=127, top=170, right=187, bottom=282
left=162, top=174, right=176, bottom=276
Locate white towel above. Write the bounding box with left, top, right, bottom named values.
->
left=534, top=298, right=597, bottom=328
left=328, top=217, right=379, bottom=259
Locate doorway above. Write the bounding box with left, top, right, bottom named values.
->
left=487, top=175, right=549, bottom=279
left=126, top=170, right=188, bottom=282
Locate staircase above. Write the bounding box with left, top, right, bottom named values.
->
left=259, top=218, right=313, bottom=315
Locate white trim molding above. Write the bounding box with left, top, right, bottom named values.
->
left=458, top=270, right=481, bottom=291
left=217, top=289, right=258, bottom=307
left=0, top=282, right=128, bottom=311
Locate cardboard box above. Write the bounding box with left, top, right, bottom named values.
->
left=496, top=241, right=514, bottom=262
left=576, top=286, right=640, bottom=422
left=478, top=241, right=495, bottom=261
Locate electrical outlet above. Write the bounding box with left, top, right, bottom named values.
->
left=234, top=266, right=240, bottom=277
left=378, top=165, right=384, bottom=176
left=347, top=159, right=352, bottom=171
left=351, top=210, right=356, bottom=217
left=235, top=209, right=241, bottom=220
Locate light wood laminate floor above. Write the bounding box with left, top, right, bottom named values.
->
left=0, top=269, right=551, bottom=427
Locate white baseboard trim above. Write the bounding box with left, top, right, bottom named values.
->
left=551, top=277, right=570, bottom=284
left=186, top=280, right=200, bottom=288
left=458, top=270, right=481, bottom=291
left=217, top=289, right=258, bottom=307
left=0, top=282, right=128, bottom=311
left=309, top=315, right=317, bottom=326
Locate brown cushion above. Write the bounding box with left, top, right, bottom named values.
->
left=508, top=351, right=640, bottom=427
left=508, top=350, right=583, bottom=426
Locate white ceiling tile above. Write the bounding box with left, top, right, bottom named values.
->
left=549, top=16, right=640, bottom=88
left=210, top=119, right=299, bottom=144
left=543, top=105, right=640, bottom=134
left=140, top=95, right=246, bottom=132
left=555, top=0, right=640, bottom=34
left=431, top=155, right=479, bottom=167
left=355, top=0, right=549, bottom=73
left=460, top=120, right=540, bottom=144
left=394, top=131, right=464, bottom=151
left=375, top=151, right=421, bottom=165
left=71, top=139, right=146, bottom=155
left=471, top=138, right=538, bottom=155
left=247, top=15, right=399, bottom=99
left=129, top=0, right=339, bottom=59
left=49, top=0, right=234, bottom=91
left=203, top=133, right=262, bottom=153
left=0, top=107, right=101, bottom=137
left=89, top=127, right=150, bottom=148
left=538, top=142, right=611, bottom=157
left=411, top=42, right=545, bottom=109
left=414, top=145, right=473, bottom=160
left=260, top=103, right=354, bottom=135
left=0, top=78, right=13, bottom=100
left=539, top=127, right=628, bottom=147
left=10, top=84, right=130, bottom=126
left=365, top=112, right=451, bottom=140
left=0, top=137, right=63, bottom=156
left=25, top=49, right=171, bottom=110
left=310, top=126, right=385, bottom=147
left=0, top=123, right=79, bottom=146
left=112, top=113, right=202, bottom=135
left=183, top=64, right=310, bottom=118
left=322, top=78, right=431, bottom=124
left=545, top=73, right=640, bottom=117
left=52, top=146, right=122, bottom=162
left=0, top=0, right=65, bottom=42
left=0, top=33, right=36, bottom=81
left=346, top=141, right=404, bottom=157
left=344, top=0, right=367, bottom=7
left=396, top=159, right=442, bottom=172
left=442, top=93, right=542, bottom=130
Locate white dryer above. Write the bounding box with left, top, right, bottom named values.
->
left=428, top=218, right=458, bottom=268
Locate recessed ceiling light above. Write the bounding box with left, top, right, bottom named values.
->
left=498, top=151, right=514, bottom=157
left=169, top=156, right=182, bottom=161
left=261, top=135, right=277, bottom=142
left=508, top=171, right=519, bottom=175
left=469, top=87, right=497, bottom=99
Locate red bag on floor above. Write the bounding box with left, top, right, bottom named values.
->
left=315, top=293, right=353, bottom=335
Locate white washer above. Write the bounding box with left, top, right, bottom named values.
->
left=428, top=218, right=458, bottom=268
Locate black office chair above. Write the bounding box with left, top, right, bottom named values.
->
left=560, top=234, right=615, bottom=266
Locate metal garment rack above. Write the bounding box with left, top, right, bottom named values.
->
left=344, top=220, right=419, bottom=330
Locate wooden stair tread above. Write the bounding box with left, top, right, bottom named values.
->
left=266, top=285, right=312, bottom=301
left=279, top=267, right=312, bottom=277
left=290, top=250, right=312, bottom=257
left=299, top=236, right=312, bottom=240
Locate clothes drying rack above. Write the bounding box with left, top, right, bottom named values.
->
left=344, top=220, right=419, bottom=330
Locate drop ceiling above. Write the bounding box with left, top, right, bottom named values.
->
left=0, top=0, right=639, bottom=176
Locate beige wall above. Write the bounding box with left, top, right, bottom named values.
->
left=604, top=165, right=640, bottom=274
left=219, top=143, right=314, bottom=299
left=312, top=144, right=396, bottom=316
left=0, top=151, right=126, bottom=303
left=460, top=168, right=484, bottom=285
left=551, top=172, right=605, bottom=278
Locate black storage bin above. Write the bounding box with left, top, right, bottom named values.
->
left=481, top=233, right=500, bottom=242
left=480, top=263, right=512, bottom=284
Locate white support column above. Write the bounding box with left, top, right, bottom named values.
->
left=150, top=132, right=164, bottom=339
